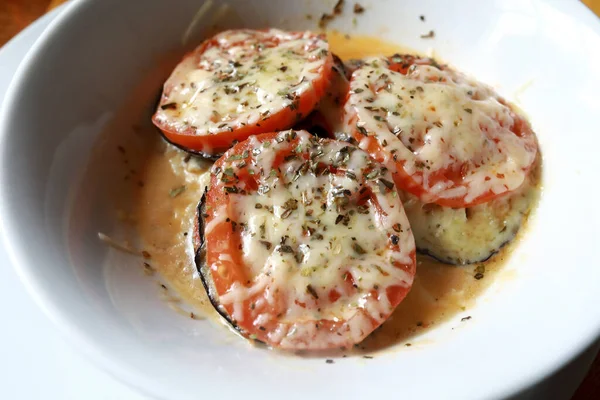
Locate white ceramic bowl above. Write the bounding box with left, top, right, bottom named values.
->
left=2, top=0, right=600, bottom=399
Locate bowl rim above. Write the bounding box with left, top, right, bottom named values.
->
left=1, top=0, right=600, bottom=399
left=0, top=1, right=174, bottom=398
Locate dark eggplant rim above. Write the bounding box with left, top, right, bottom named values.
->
left=194, top=189, right=238, bottom=328
left=331, top=53, right=349, bottom=78
left=415, top=247, right=490, bottom=266
left=157, top=127, right=224, bottom=161
left=416, top=231, right=516, bottom=266
left=193, top=189, right=266, bottom=344
left=151, top=88, right=224, bottom=161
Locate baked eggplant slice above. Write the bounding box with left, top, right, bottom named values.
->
left=193, top=129, right=416, bottom=350
left=401, top=163, right=540, bottom=265
left=152, top=29, right=334, bottom=157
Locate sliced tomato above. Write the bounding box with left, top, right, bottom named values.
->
left=194, top=130, right=416, bottom=350
left=342, top=54, right=538, bottom=207
left=153, top=29, right=334, bottom=156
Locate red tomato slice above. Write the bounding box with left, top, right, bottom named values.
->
left=153, top=29, right=334, bottom=156
left=195, top=130, right=416, bottom=350
left=342, top=54, right=538, bottom=207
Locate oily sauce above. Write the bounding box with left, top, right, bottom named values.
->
left=130, top=33, right=540, bottom=353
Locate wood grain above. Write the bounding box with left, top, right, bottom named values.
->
left=0, top=0, right=599, bottom=399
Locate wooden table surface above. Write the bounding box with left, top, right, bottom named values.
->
left=1, top=1, right=599, bottom=399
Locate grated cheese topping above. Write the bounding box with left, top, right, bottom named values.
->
left=343, top=56, right=538, bottom=205
left=154, top=29, right=330, bottom=141
left=203, top=130, right=416, bottom=349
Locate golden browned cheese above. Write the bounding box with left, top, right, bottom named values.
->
left=130, top=33, right=540, bottom=353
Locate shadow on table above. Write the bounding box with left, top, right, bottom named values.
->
left=508, top=338, right=600, bottom=400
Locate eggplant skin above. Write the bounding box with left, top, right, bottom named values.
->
left=194, top=190, right=266, bottom=344
left=332, top=53, right=349, bottom=79
left=156, top=126, right=224, bottom=161
left=152, top=89, right=224, bottom=161
left=401, top=173, right=539, bottom=265
left=194, top=191, right=235, bottom=326
left=291, top=111, right=332, bottom=139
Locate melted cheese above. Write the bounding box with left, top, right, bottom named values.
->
left=344, top=57, right=537, bottom=204
left=208, top=130, right=416, bottom=349
left=154, top=29, right=329, bottom=137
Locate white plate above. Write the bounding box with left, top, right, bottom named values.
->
left=1, top=1, right=600, bottom=399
